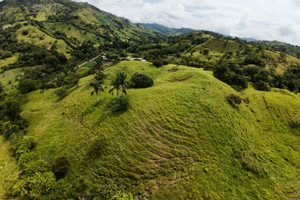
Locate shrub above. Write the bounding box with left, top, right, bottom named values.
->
left=13, top=137, right=36, bottom=159
left=55, top=88, right=67, bottom=98
left=88, top=136, right=111, bottom=158
left=0, top=121, right=19, bottom=139
left=23, top=159, right=51, bottom=176
left=227, top=93, right=242, bottom=105
left=130, top=72, right=153, bottom=88
left=107, top=95, right=129, bottom=113
left=22, top=30, right=29, bottom=36
left=254, top=80, right=270, bottom=91
left=152, top=59, right=163, bottom=68
left=25, top=172, right=56, bottom=199
left=18, top=79, right=37, bottom=94
left=52, top=157, right=70, bottom=179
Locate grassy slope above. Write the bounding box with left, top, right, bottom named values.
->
left=0, top=136, right=19, bottom=199
left=0, top=54, right=19, bottom=69
left=16, top=25, right=70, bottom=56
left=19, top=61, right=300, bottom=199
left=1, top=69, right=26, bottom=93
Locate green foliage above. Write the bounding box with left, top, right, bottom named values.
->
left=111, top=192, right=138, bottom=200
left=213, top=65, right=248, bottom=91
left=244, top=55, right=265, bottom=67
left=107, top=95, right=129, bottom=113
left=18, top=79, right=37, bottom=94
left=52, top=157, right=70, bottom=179
left=152, top=59, right=163, bottom=68
left=0, top=121, right=19, bottom=139
left=109, top=72, right=129, bottom=97
left=55, top=88, right=67, bottom=98
left=25, top=172, right=56, bottom=199
left=12, top=137, right=36, bottom=160
left=23, top=159, right=51, bottom=176
left=254, top=80, right=270, bottom=91
left=226, top=93, right=242, bottom=105
left=130, top=72, right=154, bottom=88
left=4, top=97, right=21, bottom=121
left=22, top=30, right=28, bottom=36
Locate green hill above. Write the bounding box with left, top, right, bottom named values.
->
left=1, top=61, right=298, bottom=199
left=0, top=1, right=300, bottom=199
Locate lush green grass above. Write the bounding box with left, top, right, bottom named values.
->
left=0, top=136, right=19, bottom=199
left=0, top=68, right=24, bottom=90
left=18, top=61, right=300, bottom=199
left=0, top=54, right=19, bottom=69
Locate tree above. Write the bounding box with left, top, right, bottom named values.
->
left=18, top=79, right=37, bottom=94
left=109, top=72, right=128, bottom=97
left=90, top=81, right=104, bottom=102
left=130, top=72, right=153, bottom=88
left=4, top=97, right=21, bottom=121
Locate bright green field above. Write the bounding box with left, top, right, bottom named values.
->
left=19, top=61, right=300, bottom=199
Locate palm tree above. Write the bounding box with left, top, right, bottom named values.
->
left=90, top=81, right=104, bottom=102
left=109, top=72, right=128, bottom=97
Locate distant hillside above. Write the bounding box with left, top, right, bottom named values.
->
left=139, top=23, right=194, bottom=36
left=0, top=0, right=159, bottom=49
left=255, top=40, right=300, bottom=59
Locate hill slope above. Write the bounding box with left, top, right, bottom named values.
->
left=13, top=61, right=299, bottom=199
left=139, top=23, right=194, bottom=36
left=0, top=0, right=160, bottom=69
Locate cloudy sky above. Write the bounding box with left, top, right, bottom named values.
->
left=73, top=0, right=300, bottom=45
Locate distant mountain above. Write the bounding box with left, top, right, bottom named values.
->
left=139, top=23, right=194, bottom=36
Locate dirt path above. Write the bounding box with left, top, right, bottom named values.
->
left=76, top=54, right=102, bottom=69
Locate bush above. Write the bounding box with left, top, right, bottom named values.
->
left=152, top=59, right=163, bottom=68
left=107, top=95, right=129, bottom=113
left=227, top=93, right=242, bottom=105
left=22, top=30, right=29, bottom=36
left=130, top=72, right=153, bottom=88
left=0, top=121, right=19, bottom=139
left=55, top=88, right=67, bottom=98
left=88, top=136, right=111, bottom=158
left=52, top=157, right=70, bottom=179
left=13, top=137, right=36, bottom=159
left=254, top=80, right=270, bottom=91
left=18, top=79, right=37, bottom=94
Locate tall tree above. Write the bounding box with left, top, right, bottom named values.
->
left=90, top=81, right=104, bottom=102
left=109, top=72, right=128, bottom=97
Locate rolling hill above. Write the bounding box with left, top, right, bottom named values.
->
left=0, top=0, right=300, bottom=199
left=4, top=61, right=299, bottom=199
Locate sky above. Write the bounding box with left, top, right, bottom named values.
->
left=73, top=0, right=300, bottom=46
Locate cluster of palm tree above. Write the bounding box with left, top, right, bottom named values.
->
left=90, top=65, right=128, bottom=102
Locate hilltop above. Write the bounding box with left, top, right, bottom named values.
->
left=0, top=61, right=298, bottom=199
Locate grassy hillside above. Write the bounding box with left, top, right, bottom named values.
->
left=16, top=61, right=300, bottom=199
left=0, top=136, right=19, bottom=199
left=0, top=0, right=160, bottom=69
